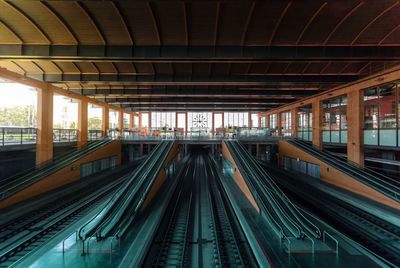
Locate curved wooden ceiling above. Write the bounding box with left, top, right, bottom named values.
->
left=0, top=0, right=399, bottom=111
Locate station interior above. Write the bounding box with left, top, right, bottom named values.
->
left=0, top=1, right=400, bottom=267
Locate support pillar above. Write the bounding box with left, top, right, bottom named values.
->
left=266, top=115, right=270, bottom=129
left=36, top=87, right=53, bottom=165
left=185, top=112, right=188, bottom=137
left=248, top=113, right=252, bottom=128
left=312, top=100, right=323, bottom=150
left=139, top=112, right=142, bottom=128
left=118, top=110, right=123, bottom=135
left=102, top=106, right=109, bottom=137
left=129, top=113, right=134, bottom=130
left=277, top=112, right=282, bottom=136
left=256, top=144, right=260, bottom=158
left=347, top=90, right=364, bottom=167
left=212, top=112, right=215, bottom=136
left=148, top=112, right=152, bottom=129
left=291, top=108, right=298, bottom=137
left=77, top=99, right=88, bottom=147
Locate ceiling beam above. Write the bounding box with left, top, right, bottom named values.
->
left=121, top=103, right=274, bottom=109
left=1, top=45, right=399, bottom=61
left=127, top=107, right=268, bottom=112
left=96, top=97, right=294, bottom=104
left=38, top=74, right=357, bottom=84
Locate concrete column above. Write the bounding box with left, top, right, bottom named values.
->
left=277, top=112, right=282, bottom=136
left=36, top=86, right=53, bottom=165
left=77, top=99, right=88, bottom=147
left=118, top=110, right=123, bottom=134
left=139, top=144, right=143, bottom=157
left=102, top=106, right=109, bottom=136
left=256, top=144, right=260, bottom=158
left=312, top=100, right=323, bottom=149
left=291, top=108, right=298, bottom=137
left=347, top=90, right=364, bottom=167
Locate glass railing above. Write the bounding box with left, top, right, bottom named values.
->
left=0, top=127, right=36, bottom=146
left=88, top=130, right=102, bottom=141
left=53, top=129, right=77, bottom=143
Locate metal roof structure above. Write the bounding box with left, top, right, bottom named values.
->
left=0, top=0, right=399, bottom=111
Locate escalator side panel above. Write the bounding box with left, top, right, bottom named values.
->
left=141, top=141, right=179, bottom=211
left=0, top=140, right=122, bottom=208
left=278, top=140, right=400, bottom=211
left=221, top=141, right=260, bottom=213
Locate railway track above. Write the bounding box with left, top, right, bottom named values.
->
left=0, top=174, right=128, bottom=267
left=144, top=151, right=255, bottom=267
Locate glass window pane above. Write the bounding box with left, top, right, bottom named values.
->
left=364, top=88, right=378, bottom=130
left=379, top=83, right=396, bottom=129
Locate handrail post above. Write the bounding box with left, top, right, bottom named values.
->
left=20, top=128, right=23, bottom=144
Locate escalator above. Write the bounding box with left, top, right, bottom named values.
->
left=78, top=140, right=176, bottom=241
left=286, top=138, right=400, bottom=203
left=224, top=140, right=321, bottom=241
left=0, top=138, right=115, bottom=202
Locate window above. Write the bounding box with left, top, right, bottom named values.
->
left=123, top=113, right=130, bottom=129
left=151, top=112, right=176, bottom=129
left=214, top=113, right=223, bottom=129
left=141, top=113, right=149, bottom=128
left=297, top=105, right=312, bottom=141
left=224, top=112, right=249, bottom=134
left=322, top=95, right=347, bottom=143
left=188, top=112, right=212, bottom=136
left=269, top=114, right=277, bottom=136
left=260, top=117, right=266, bottom=128
left=177, top=113, right=186, bottom=134
left=251, top=113, right=259, bottom=128
left=364, top=83, right=397, bottom=146
left=281, top=111, right=291, bottom=136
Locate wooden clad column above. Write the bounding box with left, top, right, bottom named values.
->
left=129, top=113, right=134, bottom=130
left=148, top=112, right=152, bottom=129
left=139, top=112, right=142, bottom=128
left=118, top=110, right=123, bottom=134
left=212, top=112, right=215, bottom=136
left=36, top=86, right=53, bottom=165
left=266, top=114, right=270, bottom=128
left=291, top=108, right=298, bottom=137
left=277, top=112, right=282, bottom=136
left=78, top=99, right=88, bottom=147
left=248, top=113, right=252, bottom=128
left=312, top=100, right=323, bottom=149
left=347, top=89, right=364, bottom=167
left=102, top=106, right=109, bottom=136
left=185, top=112, right=188, bottom=137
